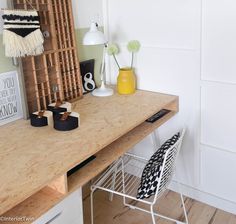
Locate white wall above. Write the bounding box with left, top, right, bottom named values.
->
left=104, top=0, right=236, bottom=214
left=105, top=0, right=201, bottom=186
left=72, top=0, right=103, bottom=29
left=0, top=0, right=103, bottom=32
left=200, top=0, right=236, bottom=207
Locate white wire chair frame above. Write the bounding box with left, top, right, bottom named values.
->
left=90, top=129, right=188, bottom=224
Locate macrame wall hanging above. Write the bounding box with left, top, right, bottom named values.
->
left=2, top=9, right=44, bottom=57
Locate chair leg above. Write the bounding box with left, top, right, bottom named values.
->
left=175, top=166, right=189, bottom=224
left=109, top=163, right=118, bottom=201
left=179, top=192, right=189, bottom=224
left=150, top=205, right=157, bottom=224
left=120, top=159, right=128, bottom=206
left=90, top=189, right=95, bottom=224
left=177, top=181, right=189, bottom=224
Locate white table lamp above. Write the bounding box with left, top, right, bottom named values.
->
left=83, top=22, right=113, bottom=97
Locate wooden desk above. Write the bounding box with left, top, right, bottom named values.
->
left=0, top=89, right=178, bottom=223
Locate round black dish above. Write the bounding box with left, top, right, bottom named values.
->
left=30, top=114, right=48, bottom=127
left=47, top=105, right=67, bottom=115
left=54, top=114, right=78, bottom=131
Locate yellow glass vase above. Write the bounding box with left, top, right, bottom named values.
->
left=117, top=68, right=136, bottom=95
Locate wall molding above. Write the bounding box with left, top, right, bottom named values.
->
left=201, top=78, right=236, bottom=86
left=117, top=43, right=198, bottom=52
left=200, top=143, right=236, bottom=155
left=169, top=181, right=236, bottom=215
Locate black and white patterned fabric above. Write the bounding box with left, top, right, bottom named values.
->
left=136, top=132, right=180, bottom=199
left=2, top=10, right=44, bottom=57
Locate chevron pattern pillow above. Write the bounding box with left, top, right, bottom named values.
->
left=136, top=132, right=180, bottom=200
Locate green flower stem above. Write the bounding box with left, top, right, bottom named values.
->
left=131, top=52, right=134, bottom=69
left=113, top=54, right=120, bottom=69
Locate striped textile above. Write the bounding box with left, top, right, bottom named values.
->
left=2, top=9, right=44, bottom=57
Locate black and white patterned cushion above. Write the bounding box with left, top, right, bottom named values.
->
left=136, top=132, right=180, bottom=199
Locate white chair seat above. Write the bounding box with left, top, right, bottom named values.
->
left=91, top=153, right=165, bottom=205
left=90, top=129, right=188, bottom=224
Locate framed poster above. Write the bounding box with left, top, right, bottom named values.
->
left=0, top=71, right=23, bottom=126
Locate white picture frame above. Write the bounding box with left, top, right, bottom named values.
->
left=0, top=71, right=23, bottom=126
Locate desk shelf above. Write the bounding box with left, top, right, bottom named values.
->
left=67, top=111, right=176, bottom=192
left=1, top=111, right=176, bottom=223
left=1, top=187, right=63, bottom=224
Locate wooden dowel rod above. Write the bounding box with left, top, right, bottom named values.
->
left=54, top=55, right=64, bottom=101
left=51, top=0, right=62, bottom=49
left=42, top=54, right=52, bottom=103
left=69, top=50, right=78, bottom=97
left=41, top=82, right=47, bottom=109
left=62, top=0, right=71, bottom=48
left=67, top=0, right=83, bottom=97
left=57, top=2, right=66, bottom=49
left=62, top=0, right=77, bottom=97
left=59, top=52, right=69, bottom=99
left=65, top=51, right=73, bottom=99
left=31, top=57, right=41, bottom=111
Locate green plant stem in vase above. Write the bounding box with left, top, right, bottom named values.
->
left=112, top=54, right=120, bottom=69
left=127, top=40, right=141, bottom=69
left=107, top=43, right=120, bottom=69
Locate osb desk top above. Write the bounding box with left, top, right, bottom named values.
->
left=0, top=89, right=178, bottom=215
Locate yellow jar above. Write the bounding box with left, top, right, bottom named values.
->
left=117, top=68, right=136, bottom=95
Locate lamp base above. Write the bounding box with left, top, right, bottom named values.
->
left=92, top=85, right=114, bottom=97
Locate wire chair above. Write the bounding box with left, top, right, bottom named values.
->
left=90, top=129, right=188, bottom=224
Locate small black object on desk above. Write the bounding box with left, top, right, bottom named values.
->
left=54, top=112, right=79, bottom=131
left=47, top=106, right=67, bottom=115
left=30, top=110, right=52, bottom=127
left=146, top=109, right=170, bottom=123
left=47, top=100, right=72, bottom=115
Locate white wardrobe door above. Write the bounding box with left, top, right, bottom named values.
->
left=201, top=145, right=236, bottom=203
left=202, top=0, right=236, bottom=83
left=201, top=83, right=236, bottom=152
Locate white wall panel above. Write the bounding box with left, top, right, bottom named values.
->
left=202, top=0, right=236, bottom=83
left=107, top=25, right=202, bottom=179
left=72, top=0, right=103, bottom=29
left=128, top=116, right=199, bottom=187
left=201, top=145, right=236, bottom=203
left=105, top=0, right=201, bottom=187
left=106, top=0, right=200, bottom=49
left=129, top=135, right=155, bottom=159
left=201, top=83, right=236, bottom=152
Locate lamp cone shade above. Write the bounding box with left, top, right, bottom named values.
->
left=83, top=22, right=106, bottom=45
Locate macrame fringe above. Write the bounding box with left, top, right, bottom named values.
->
left=3, top=29, right=44, bottom=57
left=3, top=9, right=38, bottom=17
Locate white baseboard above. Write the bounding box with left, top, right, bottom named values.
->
left=169, top=181, right=236, bottom=215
